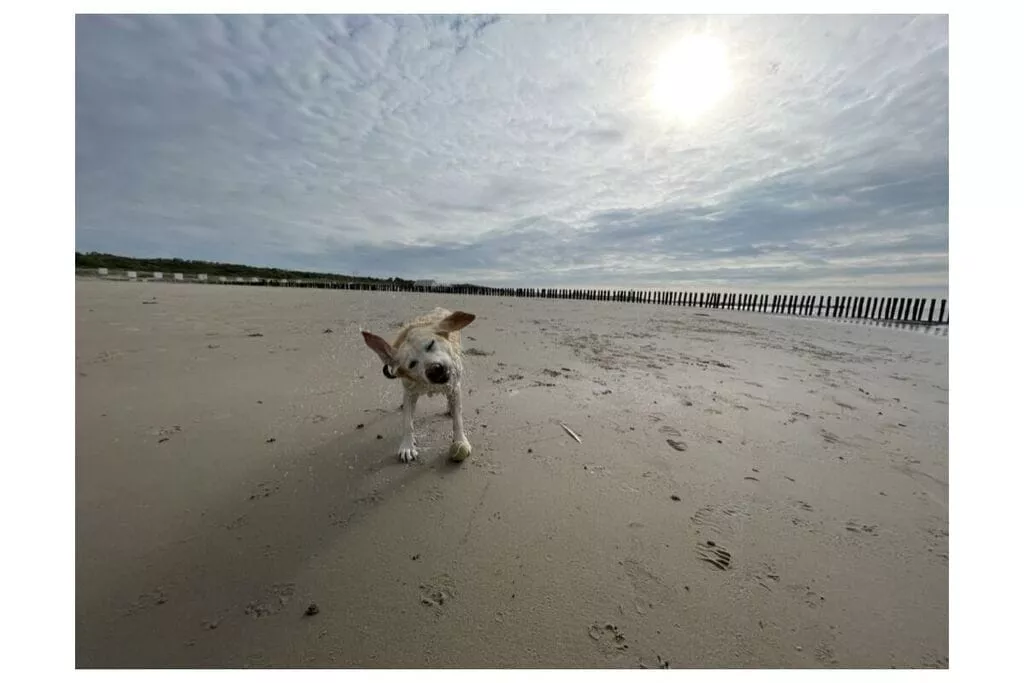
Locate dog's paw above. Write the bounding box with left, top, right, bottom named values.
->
left=398, top=439, right=418, bottom=463
left=448, top=439, right=472, bottom=463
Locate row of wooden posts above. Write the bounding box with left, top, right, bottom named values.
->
left=93, top=269, right=949, bottom=325
left=271, top=280, right=949, bottom=325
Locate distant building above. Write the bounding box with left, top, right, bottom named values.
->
left=414, top=279, right=437, bottom=287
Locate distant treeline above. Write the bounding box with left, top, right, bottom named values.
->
left=75, top=251, right=423, bottom=286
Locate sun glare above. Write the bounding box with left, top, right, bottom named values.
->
left=650, top=35, right=733, bottom=122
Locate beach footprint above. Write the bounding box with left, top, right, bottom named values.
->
left=746, top=560, right=781, bottom=591
left=691, top=503, right=749, bottom=572
left=588, top=622, right=630, bottom=657
left=691, top=502, right=749, bottom=538
left=696, top=541, right=732, bottom=571
left=658, top=425, right=688, bottom=451
left=419, top=573, right=456, bottom=611
left=787, top=500, right=822, bottom=532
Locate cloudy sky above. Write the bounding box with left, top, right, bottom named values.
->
left=76, top=14, right=948, bottom=294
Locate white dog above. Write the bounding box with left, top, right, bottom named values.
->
left=361, top=307, right=476, bottom=463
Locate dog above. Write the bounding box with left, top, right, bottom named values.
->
left=361, top=307, right=476, bottom=463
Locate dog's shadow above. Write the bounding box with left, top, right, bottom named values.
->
left=77, top=403, right=470, bottom=666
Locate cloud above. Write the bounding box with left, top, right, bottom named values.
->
left=76, top=14, right=948, bottom=294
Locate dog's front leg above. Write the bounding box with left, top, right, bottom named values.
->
left=446, top=386, right=472, bottom=462
left=398, top=390, right=419, bottom=463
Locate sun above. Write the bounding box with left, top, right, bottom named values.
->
left=649, top=35, right=733, bottom=122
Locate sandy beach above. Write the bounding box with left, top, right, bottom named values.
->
left=75, top=279, right=948, bottom=669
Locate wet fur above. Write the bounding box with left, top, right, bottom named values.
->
left=361, top=307, right=476, bottom=463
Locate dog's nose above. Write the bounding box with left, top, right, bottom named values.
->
left=425, top=362, right=449, bottom=384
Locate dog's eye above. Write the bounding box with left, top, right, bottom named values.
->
left=426, top=340, right=435, bottom=352
left=408, top=360, right=418, bottom=369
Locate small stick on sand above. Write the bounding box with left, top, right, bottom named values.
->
left=560, top=422, right=582, bottom=444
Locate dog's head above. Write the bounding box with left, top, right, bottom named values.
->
left=361, top=311, right=476, bottom=387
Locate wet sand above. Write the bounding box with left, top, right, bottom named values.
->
left=75, top=279, right=948, bottom=668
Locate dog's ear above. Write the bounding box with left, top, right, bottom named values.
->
left=361, top=330, right=396, bottom=365
left=435, top=311, right=476, bottom=335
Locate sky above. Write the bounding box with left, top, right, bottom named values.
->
left=76, top=14, right=948, bottom=294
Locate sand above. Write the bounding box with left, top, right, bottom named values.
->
left=75, top=279, right=948, bottom=669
